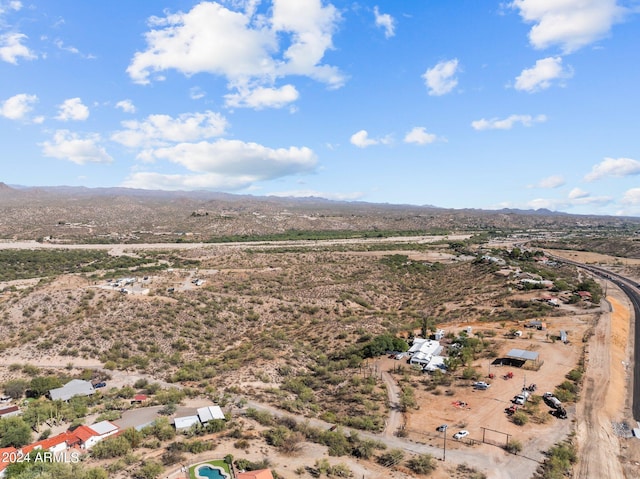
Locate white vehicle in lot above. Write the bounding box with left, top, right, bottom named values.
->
left=453, top=430, right=469, bottom=440
left=473, top=381, right=490, bottom=390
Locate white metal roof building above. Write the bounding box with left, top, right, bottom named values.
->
left=197, top=405, right=225, bottom=423
left=408, top=339, right=443, bottom=366
left=49, top=379, right=96, bottom=402
left=89, top=420, right=119, bottom=437
left=174, top=415, right=201, bottom=430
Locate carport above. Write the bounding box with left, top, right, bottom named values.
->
left=504, top=348, right=540, bottom=368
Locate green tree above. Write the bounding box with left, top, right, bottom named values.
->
left=90, top=435, right=132, bottom=459
left=3, top=379, right=29, bottom=399
left=29, top=376, right=62, bottom=398
left=0, top=417, right=32, bottom=447
left=134, top=460, right=164, bottom=479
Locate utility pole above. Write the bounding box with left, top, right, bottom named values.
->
left=442, top=424, right=448, bottom=461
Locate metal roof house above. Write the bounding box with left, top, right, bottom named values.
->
left=408, top=338, right=443, bottom=367
left=174, top=415, right=200, bottom=430
left=49, top=379, right=96, bottom=402
left=197, top=405, right=225, bottom=423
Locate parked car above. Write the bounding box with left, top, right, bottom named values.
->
left=513, top=394, right=526, bottom=405
left=473, top=381, right=490, bottom=390
left=436, top=424, right=448, bottom=432
left=453, top=430, right=469, bottom=440
left=93, top=382, right=107, bottom=388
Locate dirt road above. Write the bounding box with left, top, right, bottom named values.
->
left=380, top=370, right=403, bottom=438
left=573, top=292, right=629, bottom=479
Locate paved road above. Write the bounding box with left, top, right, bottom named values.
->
left=557, top=259, right=640, bottom=420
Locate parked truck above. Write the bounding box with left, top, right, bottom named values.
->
left=543, top=392, right=562, bottom=410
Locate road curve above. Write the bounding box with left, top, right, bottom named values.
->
left=555, top=258, right=640, bottom=420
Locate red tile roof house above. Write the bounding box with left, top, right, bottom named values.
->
left=577, top=291, right=593, bottom=300
left=236, top=469, right=274, bottom=479
left=22, top=431, right=82, bottom=457
left=1, top=432, right=85, bottom=476
left=70, top=420, right=119, bottom=449
left=131, top=394, right=149, bottom=404
left=0, top=447, right=18, bottom=476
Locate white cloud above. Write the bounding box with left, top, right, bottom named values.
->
left=621, top=188, right=640, bottom=205
left=534, top=174, right=565, bottom=189
left=127, top=0, right=344, bottom=108
left=526, top=191, right=611, bottom=210
left=0, top=32, right=36, bottom=64
left=224, top=83, right=299, bottom=109
left=0, top=92, right=37, bottom=120
left=568, top=187, right=588, bottom=199
left=471, top=114, right=547, bottom=130
left=123, top=138, right=317, bottom=191
left=350, top=129, right=391, bottom=148
left=122, top=171, right=256, bottom=191
left=510, top=0, right=627, bottom=53
left=54, top=39, right=79, bottom=55
left=268, top=189, right=364, bottom=201
left=41, top=130, right=113, bottom=165
left=404, top=127, right=438, bottom=145
left=0, top=2, right=36, bottom=64
left=584, top=157, right=640, bottom=181
left=270, top=0, right=343, bottom=85
left=374, top=6, right=395, bottom=38
left=150, top=139, right=316, bottom=175
left=422, top=59, right=459, bottom=96
left=0, top=1, right=23, bottom=14
left=570, top=194, right=612, bottom=206
left=56, top=98, right=90, bottom=121
left=115, top=99, right=136, bottom=113
left=189, top=87, right=206, bottom=100
left=112, top=111, right=228, bottom=149
left=514, top=57, right=572, bottom=93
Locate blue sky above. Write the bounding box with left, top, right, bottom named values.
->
left=1, top=1, right=640, bottom=216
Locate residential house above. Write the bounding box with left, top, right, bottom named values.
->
left=70, top=420, right=119, bottom=449
left=408, top=338, right=443, bottom=367
left=0, top=405, right=21, bottom=419
left=173, top=415, right=200, bottom=430
left=49, top=379, right=95, bottom=402
left=197, top=405, right=225, bottom=423
left=0, top=447, right=18, bottom=477
left=22, top=431, right=81, bottom=456
left=236, top=469, right=274, bottom=479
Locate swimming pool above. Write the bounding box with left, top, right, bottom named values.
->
left=194, top=464, right=229, bottom=479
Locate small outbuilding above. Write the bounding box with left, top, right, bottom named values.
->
left=197, top=405, right=225, bottom=423
left=502, top=348, right=541, bottom=368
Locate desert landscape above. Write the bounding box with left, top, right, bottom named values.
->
left=0, top=186, right=640, bottom=479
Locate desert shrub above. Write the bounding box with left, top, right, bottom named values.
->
left=377, top=449, right=405, bottom=467
left=406, top=453, right=437, bottom=474
left=91, top=436, right=132, bottom=459
left=512, top=411, right=528, bottom=426
left=456, top=463, right=487, bottom=479
left=534, top=441, right=577, bottom=479
left=133, top=460, right=163, bottom=479
left=566, top=369, right=583, bottom=382
left=505, top=439, right=522, bottom=454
